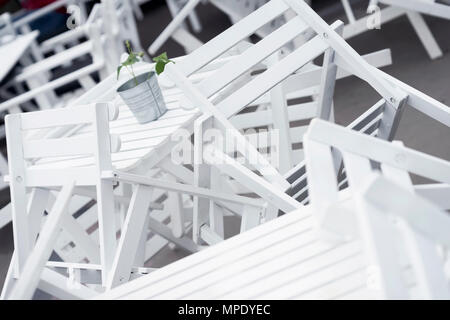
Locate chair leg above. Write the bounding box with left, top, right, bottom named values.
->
left=106, top=185, right=153, bottom=289
left=406, top=12, right=443, bottom=60
left=166, top=174, right=185, bottom=238
left=38, top=268, right=97, bottom=300
left=9, top=181, right=75, bottom=300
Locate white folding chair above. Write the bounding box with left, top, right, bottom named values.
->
left=8, top=0, right=90, bottom=62
left=0, top=101, right=270, bottom=299
left=0, top=0, right=146, bottom=112
left=0, top=20, right=113, bottom=112
left=148, top=0, right=295, bottom=55
left=303, top=119, right=450, bottom=299
left=339, top=0, right=449, bottom=59
left=162, top=0, right=404, bottom=244
left=1, top=103, right=120, bottom=299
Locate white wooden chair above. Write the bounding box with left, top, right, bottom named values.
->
left=36, top=0, right=141, bottom=63
left=161, top=0, right=403, bottom=244
left=8, top=0, right=90, bottom=62
left=148, top=0, right=295, bottom=55
left=0, top=11, right=110, bottom=200
left=0, top=2, right=138, bottom=230
left=339, top=0, right=450, bottom=59
left=166, top=0, right=450, bottom=246
left=0, top=102, right=197, bottom=299
left=0, top=101, right=269, bottom=299
left=285, top=50, right=450, bottom=206
left=1, top=102, right=120, bottom=299
left=0, top=20, right=113, bottom=112
left=0, top=0, right=145, bottom=112
left=303, top=119, right=450, bottom=299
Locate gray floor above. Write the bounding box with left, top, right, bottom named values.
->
left=1, top=1, right=450, bottom=294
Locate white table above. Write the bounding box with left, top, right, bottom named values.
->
left=32, top=62, right=202, bottom=175
left=0, top=31, right=39, bottom=83
left=96, top=205, right=379, bottom=300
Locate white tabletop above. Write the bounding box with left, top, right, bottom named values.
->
left=33, top=62, right=208, bottom=173
left=31, top=53, right=251, bottom=174
left=0, top=31, right=39, bottom=82
left=97, top=205, right=381, bottom=300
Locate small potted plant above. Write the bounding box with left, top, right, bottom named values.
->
left=116, top=41, right=174, bottom=124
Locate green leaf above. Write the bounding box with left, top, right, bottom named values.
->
left=153, top=52, right=174, bottom=75
left=117, top=65, right=123, bottom=79
left=160, top=52, right=168, bottom=60
left=153, top=52, right=168, bottom=63
left=125, top=40, right=132, bottom=54
left=155, top=61, right=165, bottom=75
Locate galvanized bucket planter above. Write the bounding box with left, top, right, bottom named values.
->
left=117, top=72, right=168, bottom=124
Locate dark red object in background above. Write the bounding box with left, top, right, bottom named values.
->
left=21, top=0, right=59, bottom=9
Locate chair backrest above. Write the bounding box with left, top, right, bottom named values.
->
left=0, top=19, right=112, bottom=113
left=357, top=173, right=450, bottom=299
left=304, top=119, right=450, bottom=299
left=11, top=0, right=88, bottom=32
left=5, top=103, right=119, bottom=188
left=174, top=0, right=402, bottom=100
left=285, top=98, right=390, bottom=204
left=303, top=118, right=450, bottom=231
left=285, top=45, right=450, bottom=203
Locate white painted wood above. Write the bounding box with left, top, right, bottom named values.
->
left=406, top=11, right=443, bottom=59
left=165, top=174, right=185, bottom=238
left=339, top=0, right=449, bottom=59
left=5, top=114, right=32, bottom=274
left=107, top=185, right=153, bottom=289
left=0, top=31, right=38, bottom=82
left=303, top=119, right=450, bottom=299
left=9, top=181, right=75, bottom=300
left=39, top=268, right=97, bottom=300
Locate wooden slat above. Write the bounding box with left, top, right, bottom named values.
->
left=25, top=167, right=98, bottom=187
left=23, top=136, right=94, bottom=159
left=196, top=16, right=309, bottom=98
left=217, top=27, right=339, bottom=118
left=231, top=102, right=317, bottom=129
left=179, top=0, right=290, bottom=76
left=19, top=105, right=95, bottom=130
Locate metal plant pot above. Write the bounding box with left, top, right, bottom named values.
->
left=117, top=72, right=167, bottom=124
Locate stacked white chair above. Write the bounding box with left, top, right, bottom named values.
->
left=339, top=0, right=450, bottom=59
left=148, top=0, right=299, bottom=55
left=162, top=0, right=450, bottom=246
left=303, top=119, right=450, bottom=299
left=0, top=0, right=145, bottom=229
left=161, top=0, right=404, bottom=244
left=0, top=0, right=144, bottom=114
left=0, top=102, right=216, bottom=299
